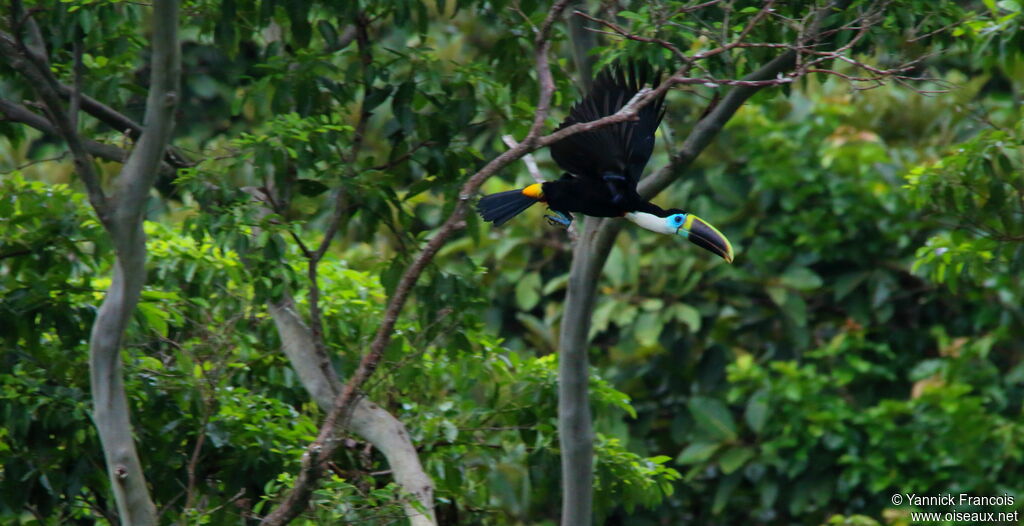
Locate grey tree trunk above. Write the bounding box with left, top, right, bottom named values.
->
left=89, top=232, right=159, bottom=525
left=557, top=216, right=621, bottom=526
left=87, top=0, right=181, bottom=520
left=3, top=1, right=182, bottom=520
left=556, top=49, right=804, bottom=526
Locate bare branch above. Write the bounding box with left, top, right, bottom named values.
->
left=70, top=38, right=83, bottom=132
left=538, top=85, right=663, bottom=148
left=671, top=74, right=794, bottom=87
left=0, top=28, right=192, bottom=168
left=501, top=135, right=544, bottom=183
left=183, top=408, right=212, bottom=513
left=0, top=18, right=109, bottom=221
left=370, top=140, right=435, bottom=172
left=0, top=97, right=180, bottom=168
left=0, top=151, right=69, bottom=174
left=558, top=3, right=873, bottom=525
left=638, top=51, right=799, bottom=201
left=907, top=13, right=977, bottom=43
left=302, top=12, right=375, bottom=387
left=503, top=134, right=578, bottom=241
left=578, top=0, right=939, bottom=97
left=574, top=10, right=688, bottom=64
left=112, top=0, right=180, bottom=230
left=672, top=0, right=725, bottom=15
left=688, top=0, right=778, bottom=64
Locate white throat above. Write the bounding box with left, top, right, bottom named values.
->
left=625, top=212, right=674, bottom=234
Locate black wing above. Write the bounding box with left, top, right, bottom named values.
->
left=549, top=61, right=666, bottom=188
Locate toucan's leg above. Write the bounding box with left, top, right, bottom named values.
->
left=545, top=209, right=573, bottom=228
left=603, top=174, right=627, bottom=204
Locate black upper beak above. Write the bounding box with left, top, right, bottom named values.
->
left=678, top=215, right=734, bottom=263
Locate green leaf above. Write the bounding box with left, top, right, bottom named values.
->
left=745, top=389, right=770, bottom=433
left=515, top=272, right=541, bottom=310
left=676, top=442, right=721, bottom=464
left=784, top=293, right=808, bottom=327
left=137, top=302, right=169, bottom=337
left=908, top=358, right=945, bottom=381
left=441, top=420, right=458, bottom=442
left=317, top=20, right=339, bottom=49
left=767, top=285, right=788, bottom=306
left=634, top=312, right=662, bottom=346
left=542, top=273, right=569, bottom=295
left=781, top=267, right=823, bottom=291
left=712, top=472, right=742, bottom=514
left=672, top=303, right=702, bottom=332
left=591, top=299, right=617, bottom=336
left=833, top=272, right=868, bottom=301
left=688, top=396, right=737, bottom=442
left=364, top=86, right=394, bottom=111
left=604, top=245, right=627, bottom=288
left=719, top=447, right=755, bottom=474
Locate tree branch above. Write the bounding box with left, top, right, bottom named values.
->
left=267, top=299, right=436, bottom=525
left=638, top=50, right=798, bottom=200
left=0, top=18, right=109, bottom=221
left=0, top=98, right=130, bottom=164
left=0, top=27, right=193, bottom=168
left=257, top=2, right=572, bottom=524
left=302, top=12, right=375, bottom=359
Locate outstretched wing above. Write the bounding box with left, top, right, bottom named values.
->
left=549, top=61, right=666, bottom=188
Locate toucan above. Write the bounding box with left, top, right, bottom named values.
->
left=476, top=61, right=734, bottom=263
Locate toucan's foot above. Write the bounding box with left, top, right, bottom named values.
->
left=545, top=210, right=573, bottom=228
left=603, top=174, right=627, bottom=204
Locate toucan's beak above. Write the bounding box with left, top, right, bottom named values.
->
left=677, top=215, right=734, bottom=263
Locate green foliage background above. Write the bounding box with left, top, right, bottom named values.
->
left=2, top=0, right=1023, bottom=524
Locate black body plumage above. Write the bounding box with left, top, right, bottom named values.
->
left=476, top=61, right=668, bottom=225
left=548, top=61, right=665, bottom=198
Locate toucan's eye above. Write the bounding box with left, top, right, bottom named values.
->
left=673, top=215, right=684, bottom=225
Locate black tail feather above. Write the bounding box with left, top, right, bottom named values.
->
left=477, top=189, right=537, bottom=226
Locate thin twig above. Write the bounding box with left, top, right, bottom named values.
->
left=370, top=140, right=435, bottom=172
left=303, top=12, right=375, bottom=368
left=71, top=37, right=83, bottom=132
left=574, top=10, right=688, bottom=64
left=0, top=151, right=70, bottom=174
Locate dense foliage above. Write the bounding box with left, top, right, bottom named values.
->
left=2, top=0, right=1022, bottom=524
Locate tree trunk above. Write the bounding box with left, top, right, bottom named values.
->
left=87, top=1, right=181, bottom=522
left=555, top=46, right=811, bottom=526
left=90, top=233, right=158, bottom=524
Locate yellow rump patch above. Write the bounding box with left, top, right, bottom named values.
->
left=522, top=183, right=544, bottom=199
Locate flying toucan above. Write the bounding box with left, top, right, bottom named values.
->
left=476, top=61, right=734, bottom=263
